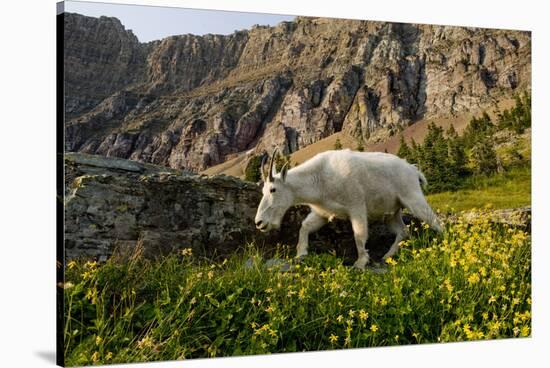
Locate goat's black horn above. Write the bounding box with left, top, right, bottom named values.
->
left=260, top=154, right=268, bottom=181
left=268, top=148, right=278, bottom=181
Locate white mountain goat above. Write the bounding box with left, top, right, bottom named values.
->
left=254, top=149, right=443, bottom=269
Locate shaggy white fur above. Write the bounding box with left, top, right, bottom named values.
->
left=255, top=149, right=442, bottom=269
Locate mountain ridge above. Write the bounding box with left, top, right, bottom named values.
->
left=63, top=12, right=531, bottom=172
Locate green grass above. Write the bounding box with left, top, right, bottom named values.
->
left=427, top=166, right=531, bottom=212
left=63, top=212, right=531, bottom=366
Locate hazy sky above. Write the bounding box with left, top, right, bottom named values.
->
left=64, top=1, right=296, bottom=42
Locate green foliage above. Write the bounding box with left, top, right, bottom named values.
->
left=497, top=92, right=531, bottom=134
left=396, top=93, right=530, bottom=194
left=446, top=125, right=468, bottom=177
left=400, top=123, right=466, bottom=193
left=334, top=138, right=343, bottom=150
left=397, top=135, right=411, bottom=160
left=427, top=166, right=531, bottom=212
left=356, top=140, right=365, bottom=152
left=64, top=216, right=531, bottom=365
left=470, top=137, right=499, bottom=175
left=462, top=112, right=495, bottom=149
left=244, top=155, right=263, bottom=182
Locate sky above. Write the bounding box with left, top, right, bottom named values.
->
left=64, top=1, right=296, bottom=42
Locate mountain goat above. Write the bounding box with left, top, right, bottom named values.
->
left=254, top=149, right=443, bottom=269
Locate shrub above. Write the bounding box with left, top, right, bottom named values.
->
left=244, top=155, right=264, bottom=182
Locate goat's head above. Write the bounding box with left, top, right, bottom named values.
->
left=254, top=150, right=292, bottom=232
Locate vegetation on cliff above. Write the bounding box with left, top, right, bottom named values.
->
left=397, top=93, right=531, bottom=193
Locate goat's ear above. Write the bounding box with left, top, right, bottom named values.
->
left=280, top=162, right=289, bottom=182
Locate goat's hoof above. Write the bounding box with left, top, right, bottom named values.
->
left=295, top=254, right=307, bottom=261
left=367, top=263, right=388, bottom=274
left=353, top=261, right=367, bottom=271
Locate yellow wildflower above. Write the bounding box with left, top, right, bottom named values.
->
left=385, top=257, right=397, bottom=266
left=443, top=278, right=453, bottom=293
left=467, top=273, right=480, bottom=285
left=370, top=324, right=378, bottom=332
left=520, top=325, right=530, bottom=337
left=91, top=351, right=100, bottom=363
left=137, top=336, right=155, bottom=349
left=95, top=335, right=103, bottom=346
left=85, top=261, right=97, bottom=269
left=329, top=334, right=338, bottom=343
left=359, top=309, right=368, bottom=321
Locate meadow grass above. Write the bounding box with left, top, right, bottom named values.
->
left=63, top=211, right=531, bottom=366
left=427, top=166, right=531, bottom=212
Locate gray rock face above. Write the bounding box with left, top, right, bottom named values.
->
left=63, top=14, right=149, bottom=118
left=63, top=13, right=531, bottom=172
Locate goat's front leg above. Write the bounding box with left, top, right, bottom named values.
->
left=296, top=211, right=327, bottom=258
left=350, top=212, right=370, bottom=270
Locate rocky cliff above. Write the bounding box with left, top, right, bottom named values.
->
left=63, top=13, right=531, bottom=172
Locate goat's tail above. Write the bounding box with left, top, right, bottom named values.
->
left=412, top=164, right=428, bottom=188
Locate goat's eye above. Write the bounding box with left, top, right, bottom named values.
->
left=270, top=188, right=276, bottom=193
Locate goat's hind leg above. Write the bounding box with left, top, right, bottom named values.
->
left=296, top=211, right=327, bottom=258
left=401, top=193, right=443, bottom=233
left=349, top=211, right=370, bottom=270
left=382, top=209, right=408, bottom=260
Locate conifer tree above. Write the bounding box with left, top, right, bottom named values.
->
left=397, top=135, right=411, bottom=160
left=446, top=125, right=468, bottom=178
left=244, top=155, right=263, bottom=182
left=471, top=137, right=498, bottom=175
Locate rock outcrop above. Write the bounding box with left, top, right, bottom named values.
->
left=63, top=13, right=531, bottom=172
left=64, top=153, right=400, bottom=262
